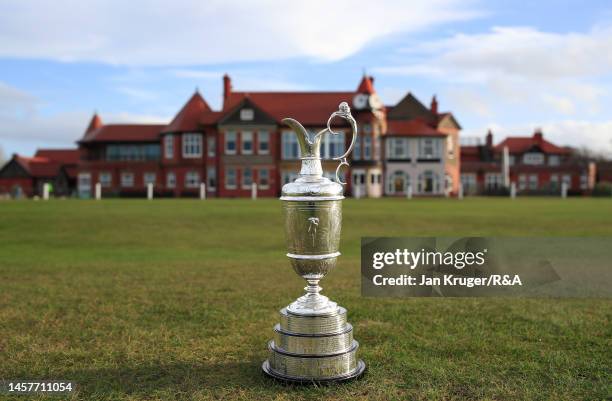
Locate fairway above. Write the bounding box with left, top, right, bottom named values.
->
left=1, top=198, right=610, bottom=400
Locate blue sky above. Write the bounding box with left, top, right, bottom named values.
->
left=1, top=0, right=611, bottom=158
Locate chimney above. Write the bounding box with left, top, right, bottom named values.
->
left=486, top=129, right=493, bottom=148
left=223, top=74, right=232, bottom=102
left=430, top=95, right=438, bottom=115
left=533, top=127, right=543, bottom=144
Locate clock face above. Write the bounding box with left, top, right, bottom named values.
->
left=353, top=94, right=368, bottom=109
left=368, top=94, right=383, bottom=110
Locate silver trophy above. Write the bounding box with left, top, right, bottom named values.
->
left=262, top=102, right=366, bottom=383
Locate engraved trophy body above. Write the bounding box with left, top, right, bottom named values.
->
left=262, top=102, right=366, bottom=383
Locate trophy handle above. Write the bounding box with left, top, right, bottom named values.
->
left=314, top=102, right=358, bottom=185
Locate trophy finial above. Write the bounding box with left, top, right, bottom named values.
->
left=339, top=101, right=350, bottom=114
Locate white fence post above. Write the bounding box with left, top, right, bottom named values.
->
left=251, top=182, right=257, bottom=200
left=561, top=182, right=568, bottom=199
left=147, top=183, right=153, bottom=200
left=458, top=185, right=464, bottom=200
left=95, top=183, right=102, bottom=200
left=43, top=183, right=50, bottom=200
left=510, top=182, right=516, bottom=199
left=406, top=184, right=413, bottom=200
left=200, top=182, right=206, bottom=200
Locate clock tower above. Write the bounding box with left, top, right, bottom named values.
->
left=349, top=74, right=385, bottom=199
left=352, top=75, right=383, bottom=112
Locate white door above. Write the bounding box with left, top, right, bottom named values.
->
left=78, top=173, right=91, bottom=199
left=352, top=170, right=366, bottom=198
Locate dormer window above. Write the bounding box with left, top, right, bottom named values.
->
left=548, top=155, right=560, bottom=166
left=240, top=109, right=254, bottom=121
left=523, top=152, right=544, bottom=165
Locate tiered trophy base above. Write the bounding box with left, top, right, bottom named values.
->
left=263, top=307, right=366, bottom=383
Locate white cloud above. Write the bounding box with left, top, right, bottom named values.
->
left=0, top=82, right=168, bottom=153
left=375, top=25, right=612, bottom=117
left=0, top=0, right=479, bottom=65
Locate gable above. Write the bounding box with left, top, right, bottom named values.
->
left=387, top=93, right=434, bottom=121
left=218, top=98, right=277, bottom=126
left=0, top=159, right=31, bottom=178
left=438, top=113, right=462, bottom=130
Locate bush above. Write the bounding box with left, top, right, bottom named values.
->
left=592, top=182, right=612, bottom=197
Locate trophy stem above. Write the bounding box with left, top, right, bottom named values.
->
left=305, top=279, right=322, bottom=296
left=286, top=277, right=338, bottom=316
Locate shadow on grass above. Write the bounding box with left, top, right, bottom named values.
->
left=65, top=358, right=285, bottom=397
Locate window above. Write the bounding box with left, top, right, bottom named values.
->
left=107, top=144, right=161, bottom=161
left=529, top=174, right=538, bottom=190
left=242, top=168, right=253, bottom=188
left=166, top=172, right=176, bottom=188
left=225, top=131, right=237, bottom=155
left=388, top=171, right=409, bottom=194
left=550, top=174, right=559, bottom=188
left=121, top=172, right=134, bottom=187
left=418, top=170, right=439, bottom=193
left=241, top=131, right=253, bottom=154
left=389, top=138, right=409, bottom=159
left=353, top=137, right=361, bottom=160
left=363, top=124, right=372, bottom=134
left=240, top=109, right=254, bottom=121
left=164, top=135, right=173, bottom=159
left=182, top=133, right=202, bottom=158
left=144, top=172, right=156, bottom=185
left=258, top=131, right=270, bottom=154
left=259, top=169, right=269, bottom=188
left=207, top=136, right=216, bottom=157
left=562, top=174, right=571, bottom=189
left=518, top=174, right=527, bottom=190
left=282, top=171, right=298, bottom=184
left=485, top=173, right=503, bottom=190
left=282, top=131, right=300, bottom=159
left=461, top=174, right=476, bottom=193
left=363, top=136, right=372, bottom=160
left=324, top=132, right=345, bottom=158
left=548, top=155, right=560, bottom=166
left=509, top=155, right=515, bottom=166
left=99, top=172, right=112, bottom=187
left=185, top=171, right=200, bottom=188
left=580, top=173, right=588, bottom=189
left=78, top=173, right=91, bottom=189
left=207, top=167, right=216, bottom=190
left=374, top=136, right=381, bottom=159
left=226, top=168, right=237, bottom=189
left=523, top=152, right=544, bottom=165
left=419, top=138, right=440, bottom=159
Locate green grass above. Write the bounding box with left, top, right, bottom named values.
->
left=0, top=198, right=610, bottom=401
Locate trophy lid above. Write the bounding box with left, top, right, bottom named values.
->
left=280, top=102, right=357, bottom=202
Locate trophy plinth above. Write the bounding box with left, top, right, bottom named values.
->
left=263, top=103, right=366, bottom=383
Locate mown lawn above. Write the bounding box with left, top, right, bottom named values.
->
left=0, top=198, right=610, bottom=401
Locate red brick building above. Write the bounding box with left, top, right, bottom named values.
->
left=461, top=129, right=596, bottom=195
left=0, top=75, right=461, bottom=198
left=0, top=149, right=80, bottom=197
